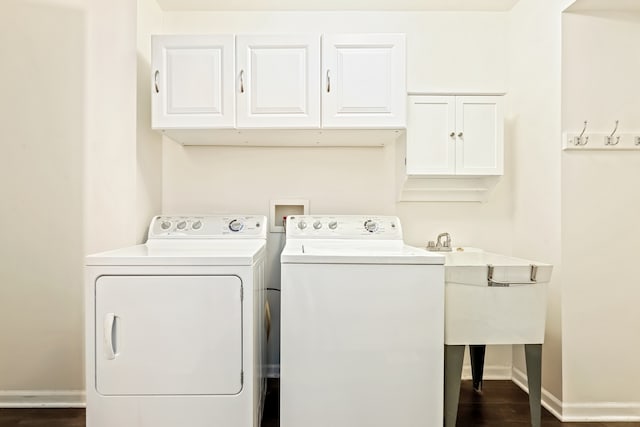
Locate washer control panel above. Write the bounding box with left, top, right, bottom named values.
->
left=285, top=215, right=402, bottom=239
left=148, top=215, right=266, bottom=239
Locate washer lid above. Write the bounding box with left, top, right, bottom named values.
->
left=281, top=239, right=444, bottom=265
left=86, top=239, right=266, bottom=266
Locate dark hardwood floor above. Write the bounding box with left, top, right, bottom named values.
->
left=1, top=380, right=638, bottom=427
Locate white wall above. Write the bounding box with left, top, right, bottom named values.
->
left=561, top=9, right=640, bottom=419
left=160, top=10, right=515, bottom=376
left=0, top=0, right=86, bottom=403
left=506, top=0, right=571, bottom=411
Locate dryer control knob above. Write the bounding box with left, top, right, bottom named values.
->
left=176, top=220, right=187, bottom=230
left=229, top=219, right=244, bottom=232
left=298, top=220, right=308, bottom=230
left=364, top=220, right=378, bottom=233
left=328, top=221, right=338, bottom=230
left=192, top=220, right=202, bottom=230
left=313, top=221, right=322, bottom=230
left=160, top=220, right=171, bottom=230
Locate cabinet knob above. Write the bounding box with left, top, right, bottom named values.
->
left=458, top=132, right=464, bottom=138
left=449, top=132, right=455, bottom=138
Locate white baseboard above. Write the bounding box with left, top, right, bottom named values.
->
left=512, top=367, right=640, bottom=422
left=562, top=402, right=640, bottom=422
left=461, top=364, right=512, bottom=380
left=264, top=364, right=280, bottom=379
left=512, top=366, right=563, bottom=420
left=0, top=390, right=85, bottom=408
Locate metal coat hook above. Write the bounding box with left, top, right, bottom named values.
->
left=606, top=120, right=620, bottom=145
left=574, top=121, right=589, bottom=146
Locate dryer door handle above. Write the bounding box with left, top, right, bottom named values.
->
left=104, top=313, right=117, bottom=360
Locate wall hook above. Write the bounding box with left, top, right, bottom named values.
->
left=606, top=120, right=620, bottom=145
left=574, top=120, right=589, bottom=146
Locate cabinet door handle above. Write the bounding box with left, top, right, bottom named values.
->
left=239, top=69, right=244, bottom=93
left=154, top=70, right=159, bottom=93
left=450, top=132, right=455, bottom=138
left=104, top=313, right=117, bottom=360
left=458, top=132, right=464, bottom=138
left=326, top=69, right=331, bottom=93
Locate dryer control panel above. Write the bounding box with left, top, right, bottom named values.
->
left=148, top=215, right=267, bottom=239
left=285, top=215, right=403, bottom=239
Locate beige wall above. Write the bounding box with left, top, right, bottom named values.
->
left=0, top=0, right=86, bottom=402
left=561, top=9, right=640, bottom=419
left=507, top=0, right=571, bottom=411
left=160, top=10, right=516, bottom=375
left=136, top=0, right=164, bottom=242
left=7, top=1, right=640, bottom=419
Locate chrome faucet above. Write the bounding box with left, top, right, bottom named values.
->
left=427, top=232, right=452, bottom=252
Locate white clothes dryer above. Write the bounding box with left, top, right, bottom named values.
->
left=85, top=215, right=267, bottom=427
left=280, top=215, right=445, bottom=427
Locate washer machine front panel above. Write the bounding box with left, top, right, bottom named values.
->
left=280, top=215, right=445, bottom=427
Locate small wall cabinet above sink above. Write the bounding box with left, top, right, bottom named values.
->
left=407, top=95, right=504, bottom=176
left=398, top=94, right=504, bottom=202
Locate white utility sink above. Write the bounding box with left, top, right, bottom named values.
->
left=443, top=247, right=553, bottom=345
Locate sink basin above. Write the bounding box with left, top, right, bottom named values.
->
left=443, top=247, right=553, bottom=345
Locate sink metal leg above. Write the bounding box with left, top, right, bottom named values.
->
left=444, top=345, right=465, bottom=427
left=469, top=345, right=486, bottom=392
left=525, top=344, right=542, bottom=427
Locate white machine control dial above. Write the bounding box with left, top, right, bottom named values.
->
left=228, top=219, right=244, bottom=232
left=160, top=220, right=172, bottom=230
left=298, top=220, right=308, bottom=230
left=328, top=221, right=338, bottom=230
left=313, top=221, right=323, bottom=230
left=176, top=220, right=187, bottom=230
left=364, top=219, right=378, bottom=233
left=192, top=220, right=202, bottom=230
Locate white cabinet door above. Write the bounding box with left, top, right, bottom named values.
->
left=152, top=35, right=235, bottom=129
left=455, top=96, right=504, bottom=175
left=322, top=34, right=406, bottom=128
left=236, top=35, right=320, bottom=128
left=95, top=275, right=242, bottom=396
left=406, top=96, right=456, bottom=175
left=406, top=95, right=503, bottom=176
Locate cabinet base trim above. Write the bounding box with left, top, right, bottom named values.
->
left=397, top=176, right=500, bottom=202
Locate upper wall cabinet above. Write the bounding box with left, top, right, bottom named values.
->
left=236, top=35, right=321, bottom=128
left=406, top=95, right=504, bottom=176
left=151, top=33, right=406, bottom=145
left=151, top=35, right=235, bottom=129
left=322, top=34, right=406, bottom=128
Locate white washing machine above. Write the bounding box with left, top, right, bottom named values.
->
left=85, top=215, right=268, bottom=427
left=280, top=215, right=445, bottom=427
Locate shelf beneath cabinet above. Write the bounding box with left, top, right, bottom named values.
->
left=397, top=176, right=501, bottom=202
left=159, top=128, right=405, bottom=147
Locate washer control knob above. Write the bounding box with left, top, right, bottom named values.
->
left=160, top=220, right=171, bottom=230
left=229, top=219, right=244, bottom=232
left=298, top=220, right=308, bottom=230
left=328, top=221, right=338, bottom=230
left=192, top=220, right=202, bottom=230
left=313, top=221, right=322, bottom=230
left=176, top=220, right=187, bottom=230
left=364, top=220, right=378, bottom=233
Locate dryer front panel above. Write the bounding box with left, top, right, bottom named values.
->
left=95, top=275, right=243, bottom=396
